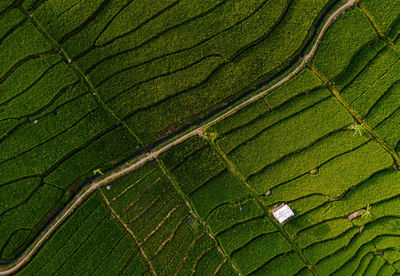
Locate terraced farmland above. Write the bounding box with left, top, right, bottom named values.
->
left=1, top=0, right=400, bottom=275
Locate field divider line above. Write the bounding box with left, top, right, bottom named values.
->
left=121, top=177, right=161, bottom=214
left=141, top=207, right=177, bottom=246
left=174, top=233, right=206, bottom=275
left=190, top=246, right=215, bottom=275
left=205, top=136, right=318, bottom=275
left=324, top=232, right=400, bottom=274
left=308, top=64, right=400, bottom=168
left=153, top=211, right=192, bottom=258
left=0, top=49, right=57, bottom=85
left=17, top=6, right=145, bottom=148
left=113, top=168, right=157, bottom=201
left=157, top=158, right=242, bottom=275
left=127, top=187, right=167, bottom=223
left=0, top=1, right=360, bottom=274
left=98, top=190, right=157, bottom=276
left=358, top=5, right=400, bottom=54
left=213, top=259, right=227, bottom=275
left=370, top=240, right=400, bottom=272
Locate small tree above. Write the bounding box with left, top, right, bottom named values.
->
left=93, top=168, right=104, bottom=176
left=360, top=204, right=372, bottom=219
left=352, top=123, right=365, bottom=136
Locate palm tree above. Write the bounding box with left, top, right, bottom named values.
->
left=93, top=168, right=104, bottom=176
left=360, top=204, right=372, bottom=219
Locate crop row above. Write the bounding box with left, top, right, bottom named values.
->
left=310, top=7, right=377, bottom=81
left=279, top=7, right=400, bottom=273
left=0, top=0, right=347, bottom=262
left=20, top=0, right=340, bottom=147
left=284, top=169, right=400, bottom=274
left=308, top=2, right=400, bottom=157
left=99, top=144, right=309, bottom=274
left=202, top=5, right=400, bottom=273
left=159, top=136, right=309, bottom=275
left=0, top=5, right=141, bottom=262
left=208, top=72, right=365, bottom=196
left=18, top=194, right=146, bottom=275
left=4, top=0, right=399, bottom=274
left=360, top=0, right=400, bottom=38
left=338, top=42, right=400, bottom=155
left=208, top=68, right=326, bottom=155
left=101, top=160, right=236, bottom=275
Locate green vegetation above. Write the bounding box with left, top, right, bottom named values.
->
left=160, top=136, right=308, bottom=274
left=100, top=160, right=235, bottom=275
left=338, top=40, right=400, bottom=154
left=1, top=0, right=400, bottom=275
left=221, top=93, right=354, bottom=182
left=24, top=0, right=337, bottom=145
left=0, top=4, right=141, bottom=264
left=360, top=204, right=372, bottom=219
left=18, top=194, right=147, bottom=275
left=352, top=123, right=365, bottom=136
left=360, top=0, right=400, bottom=36
left=92, top=168, right=104, bottom=176
left=311, top=8, right=377, bottom=80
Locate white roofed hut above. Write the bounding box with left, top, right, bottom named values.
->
left=271, top=204, right=294, bottom=224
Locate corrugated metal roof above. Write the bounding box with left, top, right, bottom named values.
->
left=272, top=204, right=294, bottom=224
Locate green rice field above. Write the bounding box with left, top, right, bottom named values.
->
left=1, top=0, right=400, bottom=275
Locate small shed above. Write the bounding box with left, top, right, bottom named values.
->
left=272, top=204, right=294, bottom=224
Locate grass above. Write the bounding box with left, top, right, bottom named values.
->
left=0, top=177, right=40, bottom=214
left=0, top=8, right=25, bottom=39
left=0, top=55, right=61, bottom=106
left=207, top=198, right=264, bottom=235
left=33, top=0, right=106, bottom=43
left=251, top=252, right=307, bottom=275
left=212, top=87, right=332, bottom=154
left=334, top=39, right=386, bottom=91
left=159, top=136, right=312, bottom=273
left=163, top=146, right=226, bottom=195
left=1, top=61, right=77, bottom=122
left=264, top=69, right=323, bottom=109
left=283, top=169, right=400, bottom=274
left=118, top=253, right=149, bottom=276
left=263, top=141, right=392, bottom=200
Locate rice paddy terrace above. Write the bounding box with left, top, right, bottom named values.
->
left=1, top=0, right=400, bottom=275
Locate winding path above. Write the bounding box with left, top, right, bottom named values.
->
left=0, top=0, right=359, bottom=274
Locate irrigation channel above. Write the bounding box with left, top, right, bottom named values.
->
left=0, top=0, right=360, bottom=274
